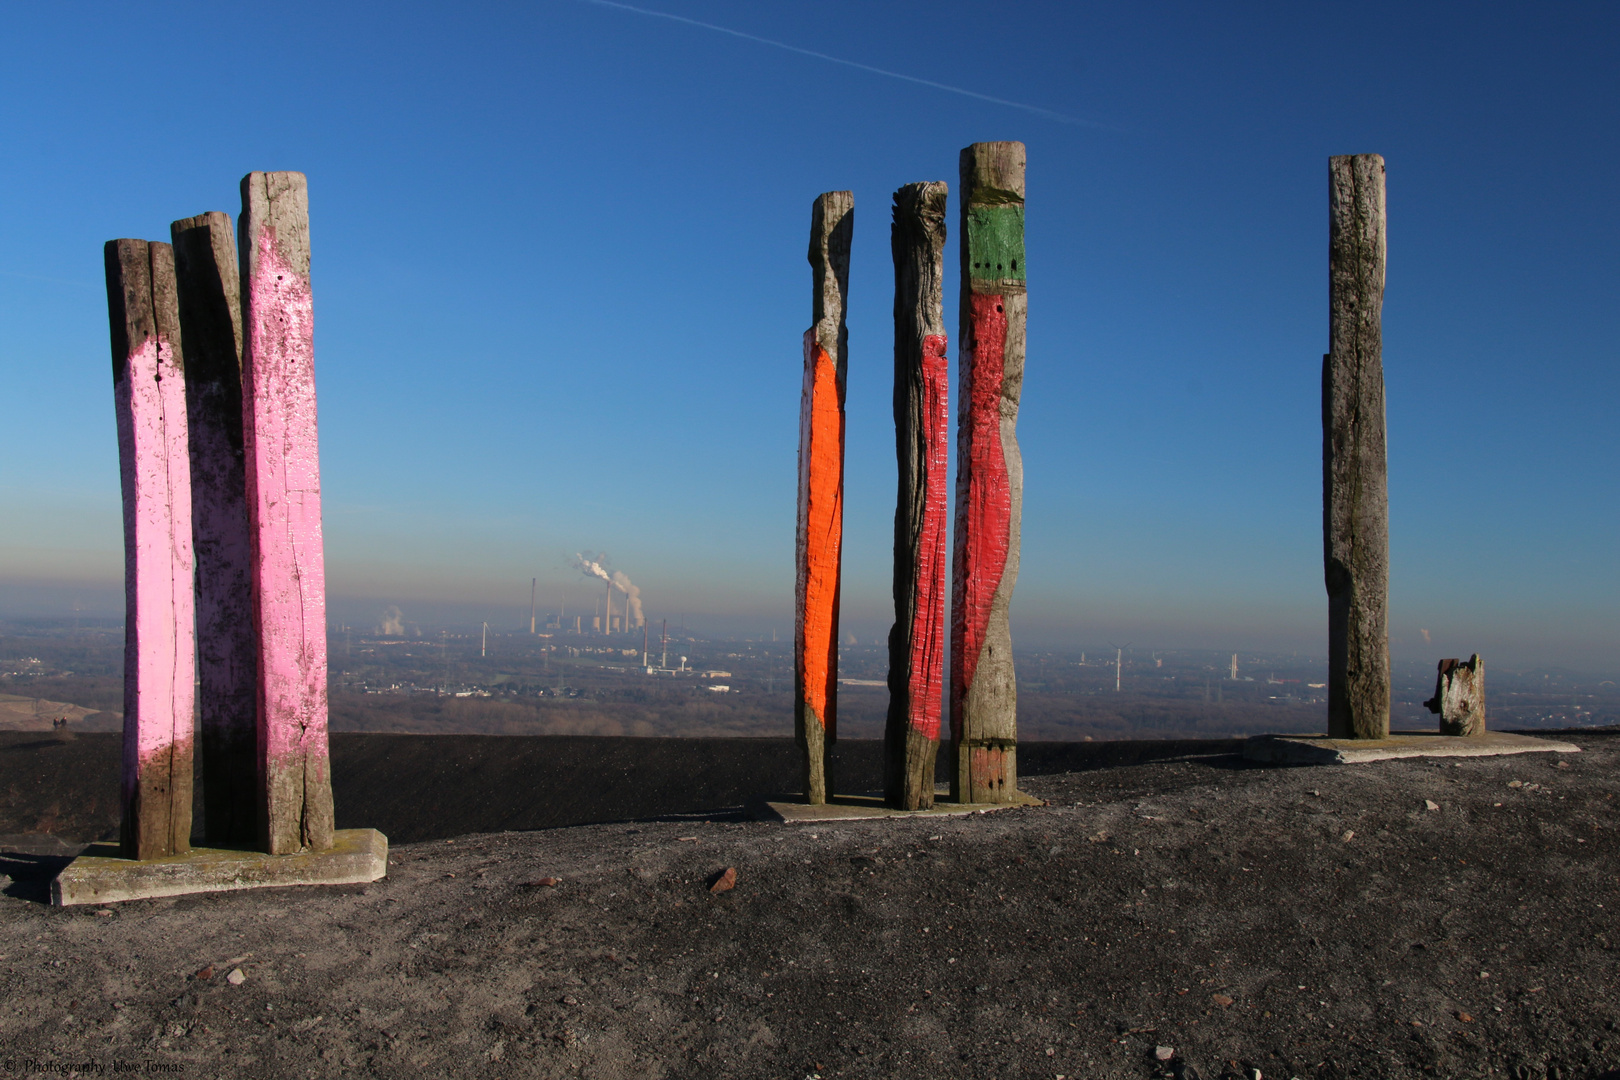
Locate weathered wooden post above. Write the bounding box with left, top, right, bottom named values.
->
left=1425, top=655, right=1485, bottom=736
left=885, top=181, right=948, bottom=810
left=105, top=238, right=195, bottom=859
left=239, top=172, right=335, bottom=853
left=950, top=142, right=1026, bottom=804
left=1323, top=153, right=1390, bottom=740
left=796, top=191, right=852, bottom=805
left=171, top=212, right=258, bottom=846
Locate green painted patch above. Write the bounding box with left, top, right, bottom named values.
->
left=967, top=205, right=1025, bottom=282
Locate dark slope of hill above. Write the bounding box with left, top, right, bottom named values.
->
left=0, top=732, right=1243, bottom=847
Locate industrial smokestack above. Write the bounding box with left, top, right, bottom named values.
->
left=529, top=578, right=537, bottom=635
left=604, top=580, right=613, bottom=636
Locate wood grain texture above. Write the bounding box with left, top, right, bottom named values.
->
left=1323, top=153, right=1390, bottom=740
left=885, top=181, right=948, bottom=810
left=171, top=212, right=257, bottom=846
left=795, top=191, right=852, bottom=805
left=950, top=143, right=1026, bottom=804
left=239, top=172, right=335, bottom=853
left=105, top=238, right=195, bottom=860
left=1424, top=655, right=1485, bottom=737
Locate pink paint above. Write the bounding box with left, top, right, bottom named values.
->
left=906, top=333, right=949, bottom=741
left=949, top=295, right=1012, bottom=739
left=115, top=334, right=196, bottom=821
left=242, top=224, right=330, bottom=825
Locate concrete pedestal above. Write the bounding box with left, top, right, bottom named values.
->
left=1244, top=730, right=1579, bottom=766
left=51, top=827, right=387, bottom=906
left=753, top=789, right=1042, bottom=824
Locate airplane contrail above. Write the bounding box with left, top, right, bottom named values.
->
left=584, top=0, right=1104, bottom=128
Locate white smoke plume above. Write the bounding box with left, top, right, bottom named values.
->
left=575, top=553, right=612, bottom=584
left=612, top=571, right=643, bottom=627
left=379, top=606, right=405, bottom=637
left=1420, top=628, right=1432, bottom=645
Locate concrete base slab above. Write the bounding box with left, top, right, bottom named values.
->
left=1244, top=730, right=1581, bottom=766
left=752, top=789, right=1044, bottom=824
left=51, top=828, right=388, bottom=906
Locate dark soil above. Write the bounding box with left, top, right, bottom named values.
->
left=3, top=731, right=1618, bottom=1080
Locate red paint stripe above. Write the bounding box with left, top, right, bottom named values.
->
left=907, top=333, right=949, bottom=740
left=950, top=296, right=1012, bottom=736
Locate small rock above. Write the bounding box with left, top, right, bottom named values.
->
left=1211, top=993, right=1233, bottom=1007
left=226, top=968, right=246, bottom=986
left=94, top=909, right=114, bottom=918
left=1155, top=1045, right=1176, bottom=1061
left=709, top=867, right=737, bottom=893
left=1508, top=780, right=1523, bottom=788
left=1246, top=1069, right=1263, bottom=1080
left=1342, top=830, right=1354, bottom=842
left=194, top=966, right=214, bottom=981
left=522, top=877, right=561, bottom=888
left=1457, top=1011, right=1473, bottom=1022
left=560, top=995, right=578, bottom=1006
left=1425, top=800, right=1440, bottom=811
left=677, top=837, right=698, bottom=843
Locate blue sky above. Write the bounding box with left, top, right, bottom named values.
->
left=1, top=2, right=1615, bottom=671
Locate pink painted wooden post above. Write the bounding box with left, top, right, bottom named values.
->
left=239, top=172, right=335, bottom=854
left=105, top=238, right=196, bottom=860
left=171, top=212, right=258, bottom=846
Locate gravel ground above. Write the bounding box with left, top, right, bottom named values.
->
left=2, top=732, right=1617, bottom=1079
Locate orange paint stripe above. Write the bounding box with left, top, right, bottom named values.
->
left=798, top=335, right=844, bottom=734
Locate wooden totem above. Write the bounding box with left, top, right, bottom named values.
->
left=950, top=142, right=1026, bottom=804
left=796, top=191, right=852, bottom=805
left=239, top=172, right=336, bottom=853
left=885, top=181, right=949, bottom=810
left=105, top=238, right=196, bottom=860
left=171, top=211, right=258, bottom=846
left=1323, top=154, right=1390, bottom=740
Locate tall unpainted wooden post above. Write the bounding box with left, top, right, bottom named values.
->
left=951, top=142, right=1026, bottom=804
left=796, top=191, right=852, bottom=805
left=239, top=172, right=335, bottom=853
left=885, top=181, right=948, bottom=810
left=171, top=212, right=258, bottom=846
left=105, top=238, right=195, bottom=860
left=1323, top=153, right=1390, bottom=740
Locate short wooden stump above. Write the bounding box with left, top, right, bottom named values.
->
left=1244, top=730, right=1580, bottom=766
left=51, top=827, right=387, bottom=906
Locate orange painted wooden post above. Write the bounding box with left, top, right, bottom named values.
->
left=105, top=238, right=195, bottom=860
left=796, top=191, right=852, bottom=805
left=171, top=211, right=258, bottom=846
left=239, top=172, right=335, bottom=854
left=885, top=182, right=949, bottom=810
left=950, top=142, right=1026, bottom=804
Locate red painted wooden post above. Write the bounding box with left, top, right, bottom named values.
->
left=796, top=191, right=852, bottom=805
left=239, top=172, right=335, bottom=854
left=171, top=212, right=258, bottom=846
left=105, top=238, right=195, bottom=860
left=885, top=182, right=949, bottom=810
left=950, top=142, right=1026, bottom=804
